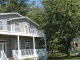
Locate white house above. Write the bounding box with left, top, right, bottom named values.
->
left=0, top=13, right=47, bottom=60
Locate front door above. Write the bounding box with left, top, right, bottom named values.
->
left=0, top=43, right=6, bottom=54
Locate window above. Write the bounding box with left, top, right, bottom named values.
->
left=35, top=41, right=37, bottom=48
left=25, top=26, right=28, bottom=33
left=15, top=22, right=20, bottom=31
left=0, top=21, right=2, bottom=30
left=75, top=43, right=78, bottom=47
left=25, top=41, right=30, bottom=49
left=0, top=21, right=2, bottom=25
left=15, top=40, right=20, bottom=50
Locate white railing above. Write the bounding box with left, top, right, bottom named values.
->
left=12, top=50, right=20, bottom=60
left=37, top=30, right=45, bottom=37
left=13, top=49, right=47, bottom=57
left=1, top=50, right=8, bottom=60
left=14, top=49, right=34, bottom=56
left=13, top=49, right=47, bottom=60
left=29, top=29, right=36, bottom=35
left=36, top=49, right=47, bottom=57
left=0, top=25, right=45, bottom=37
left=21, top=49, right=34, bottom=56
left=0, top=51, right=1, bottom=58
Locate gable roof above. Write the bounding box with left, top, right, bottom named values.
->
left=0, top=12, right=39, bottom=26
left=7, top=16, right=39, bottom=26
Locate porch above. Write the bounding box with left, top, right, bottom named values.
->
left=13, top=49, right=47, bottom=60
left=0, top=33, right=47, bottom=60
left=12, top=35, right=47, bottom=60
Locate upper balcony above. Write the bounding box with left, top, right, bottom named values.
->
left=0, top=25, right=45, bottom=37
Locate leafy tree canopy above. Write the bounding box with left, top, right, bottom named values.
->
left=42, top=0, right=80, bottom=57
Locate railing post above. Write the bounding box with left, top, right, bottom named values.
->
left=33, top=37, right=36, bottom=56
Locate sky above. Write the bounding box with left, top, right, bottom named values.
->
left=29, top=0, right=42, bottom=6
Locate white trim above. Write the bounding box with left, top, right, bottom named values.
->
left=33, top=37, right=36, bottom=55
left=0, top=12, right=23, bottom=17
left=0, top=40, right=7, bottom=55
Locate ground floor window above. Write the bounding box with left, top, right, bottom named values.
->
left=15, top=40, right=20, bottom=50
left=25, top=41, right=30, bottom=49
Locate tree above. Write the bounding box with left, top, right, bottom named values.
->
left=0, top=0, right=30, bottom=16
left=42, top=0, right=80, bottom=57
left=26, top=5, right=44, bottom=26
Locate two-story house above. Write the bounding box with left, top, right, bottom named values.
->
left=0, top=13, right=47, bottom=60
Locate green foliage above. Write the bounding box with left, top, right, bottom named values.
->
left=0, top=0, right=30, bottom=16
left=42, top=0, right=80, bottom=57
left=24, top=57, right=45, bottom=60
left=26, top=5, right=45, bottom=27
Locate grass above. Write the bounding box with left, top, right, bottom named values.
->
left=48, top=53, right=80, bottom=60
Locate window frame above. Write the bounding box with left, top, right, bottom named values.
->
left=14, top=22, right=20, bottom=31
left=25, top=40, right=30, bottom=49
left=15, top=40, right=21, bottom=50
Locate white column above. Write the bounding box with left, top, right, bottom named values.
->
left=44, top=37, right=47, bottom=50
left=44, top=37, right=47, bottom=58
left=17, top=35, right=21, bottom=58
left=33, top=37, right=36, bottom=56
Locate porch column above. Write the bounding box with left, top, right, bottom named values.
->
left=44, top=37, right=47, bottom=50
left=17, top=35, right=21, bottom=58
left=44, top=37, right=47, bottom=58
left=33, top=37, right=36, bottom=56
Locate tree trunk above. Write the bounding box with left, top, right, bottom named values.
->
left=66, top=38, right=71, bottom=57
left=66, top=48, right=70, bottom=57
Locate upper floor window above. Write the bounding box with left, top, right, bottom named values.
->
left=15, top=22, right=20, bottom=31
left=0, top=21, right=2, bottom=25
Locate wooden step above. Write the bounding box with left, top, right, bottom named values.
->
left=8, top=57, right=14, bottom=60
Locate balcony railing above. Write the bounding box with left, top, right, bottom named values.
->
left=0, top=25, right=45, bottom=37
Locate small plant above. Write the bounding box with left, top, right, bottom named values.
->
left=39, top=57, right=45, bottom=60
left=24, top=58, right=32, bottom=60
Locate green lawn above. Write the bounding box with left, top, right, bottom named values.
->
left=48, top=53, right=80, bottom=60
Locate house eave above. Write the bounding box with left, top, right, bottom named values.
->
left=7, top=17, right=39, bottom=26
left=0, top=12, right=23, bottom=17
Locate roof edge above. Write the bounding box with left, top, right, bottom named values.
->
left=0, top=12, right=23, bottom=17
left=8, top=17, right=39, bottom=26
